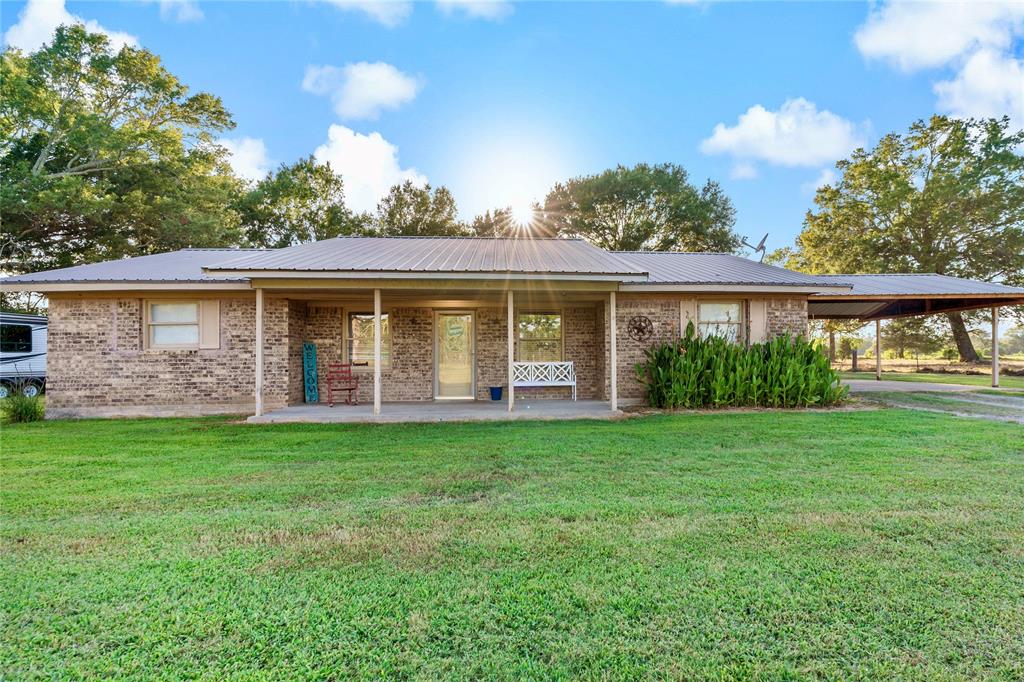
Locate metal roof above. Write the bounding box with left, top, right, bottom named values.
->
left=613, top=252, right=843, bottom=287
left=811, top=274, right=1024, bottom=297
left=1, top=249, right=259, bottom=284
left=206, top=236, right=647, bottom=277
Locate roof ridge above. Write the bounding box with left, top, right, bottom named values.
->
left=610, top=250, right=733, bottom=255
left=334, top=235, right=583, bottom=241
left=821, top=272, right=943, bottom=277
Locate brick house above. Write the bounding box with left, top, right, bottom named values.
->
left=4, top=237, right=1022, bottom=419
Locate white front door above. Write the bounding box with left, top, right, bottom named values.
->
left=435, top=312, right=475, bottom=399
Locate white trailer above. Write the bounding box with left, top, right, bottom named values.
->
left=0, top=312, right=47, bottom=397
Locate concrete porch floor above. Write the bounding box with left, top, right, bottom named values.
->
left=247, top=399, right=622, bottom=424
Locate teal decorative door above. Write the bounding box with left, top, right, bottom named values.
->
left=302, top=342, right=319, bottom=403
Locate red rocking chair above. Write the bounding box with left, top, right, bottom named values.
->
left=325, top=362, right=359, bottom=406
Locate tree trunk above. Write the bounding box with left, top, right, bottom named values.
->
left=947, top=312, right=980, bottom=362
left=828, top=330, right=836, bottom=363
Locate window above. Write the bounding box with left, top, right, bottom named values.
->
left=698, top=301, right=743, bottom=343
left=517, top=312, right=562, bottom=362
left=347, top=312, right=390, bottom=369
left=0, top=324, right=32, bottom=353
left=148, top=302, right=200, bottom=347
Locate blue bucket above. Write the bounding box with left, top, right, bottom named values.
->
left=489, top=386, right=504, bottom=401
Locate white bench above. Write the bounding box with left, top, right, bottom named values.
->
left=512, top=361, right=577, bottom=400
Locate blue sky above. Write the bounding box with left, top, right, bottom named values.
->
left=3, top=1, right=1022, bottom=251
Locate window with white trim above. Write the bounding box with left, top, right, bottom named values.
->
left=517, top=312, right=562, bottom=362
left=347, top=312, right=390, bottom=370
left=697, top=301, right=744, bottom=343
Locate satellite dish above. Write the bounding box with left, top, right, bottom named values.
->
left=741, top=233, right=769, bottom=263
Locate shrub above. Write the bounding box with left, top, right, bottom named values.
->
left=1, top=384, right=46, bottom=423
left=636, top=322, right=848, bottom=409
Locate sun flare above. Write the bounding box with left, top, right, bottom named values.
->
left=510, top=201, right=535, bottom=227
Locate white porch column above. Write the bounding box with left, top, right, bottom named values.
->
left=373, top=288, right=382, bottom=416
left=875, top=319, right=882, bottom=381
left=507, top=289, right=515, bottom=412
left=992, top=306, right=1000, bottom=388
left=610, top=291, right=618, bottom=411
left=254, top=287, right=264, bottom=417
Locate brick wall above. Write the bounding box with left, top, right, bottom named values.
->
left=304, top=305, right=434, bottom=403
left=609, top=295, right=682, bottom=401
left=44, top=293, right=808, bottom=417
left=766, top=297, right=809, bottom=338
left=45, top=295, right=288, bottom=417
left=287, top=301, right=307, bottom=404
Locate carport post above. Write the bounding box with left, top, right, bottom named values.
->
left=875, top=319, right=882, bottom=381
left=992, top=306, right=1000, bottom=388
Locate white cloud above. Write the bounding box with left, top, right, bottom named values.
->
left=320, top=0, right=413, bottom=28
left=854, top=1, right=1024, bottom=72
left=700, top=98, right=867, bottom=169
left=729, top=162, right=757, bottom=180
left=935, top=48, right=1024, bottom=129
left=220, top=137, right=273, bottom=182
left=801, top=168, right=837, bottom=194
left=313, top=124, right=426, bottom=212
left=436, top=0, right=513, bottom=21
left=302, top=61, right=422, bottom=120
left=853, top=2, right=1024, bottom=128
left=4, top=0, right=138, bottom=53
left=158, top=0, right=204, bottom=23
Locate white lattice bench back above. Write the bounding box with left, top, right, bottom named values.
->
left=512, top=361, right=577, bottom=400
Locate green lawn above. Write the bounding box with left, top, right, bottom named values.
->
left=841, top=370, right=1024, bottom=389
left=3, top=412, right=1023, bottom=680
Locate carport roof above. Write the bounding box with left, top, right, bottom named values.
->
left=808, top=274, right=1024, bottom=320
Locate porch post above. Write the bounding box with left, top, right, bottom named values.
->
left=610, top=291, right=618, bottom=411
left=992, top=306, right=1000, bottom=388
left=254, top=287, right=264, bottom=417
left=875, top=319, right=881, bottom=381
left=507, top=289, right=514, bottom=412
left=374, top=288, right=382, bottom=416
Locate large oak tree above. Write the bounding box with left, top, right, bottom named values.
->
left=788, top=116, right=1024, bottom=361
left=1, top=25, right=241, bottom=275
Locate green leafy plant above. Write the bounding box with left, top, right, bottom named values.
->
left=636, top=322, right=848, bottom=409
left=1, top=382, right=45, bottom=423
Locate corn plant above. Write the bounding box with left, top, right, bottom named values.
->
left=636, top=322, right=849, bottom=409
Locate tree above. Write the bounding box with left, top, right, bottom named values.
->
left=373, top=181, right=466, bottom=237
left=789, top=116, right=1024, bottom=362
left=1002, top=326, right=1024, bottom=356
left=0, top=25, right=241, bottom=275
left=882, top=318, right=944, bottom=359
left=539, top=163, right=740, bottom=252
left=470, top=207, right=515, bottom=237
left=236, top=157, right=368, bottom=248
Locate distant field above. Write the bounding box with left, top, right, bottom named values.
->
left=841, top=371, right=1024, bottom=389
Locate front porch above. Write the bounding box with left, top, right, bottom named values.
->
left=255, top=282, right=627, bottom=419
left=248, top=399, right=621, bottom=424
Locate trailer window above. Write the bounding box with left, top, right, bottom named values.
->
left=0, top=324, right=32, bottom=353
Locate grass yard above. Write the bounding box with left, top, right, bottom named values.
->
left=2, top=411, right=1023, bottom=680
left=841, top=370, right=1024, bottom=389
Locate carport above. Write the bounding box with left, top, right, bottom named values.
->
left=808, top=274, right=1024, bottom=387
